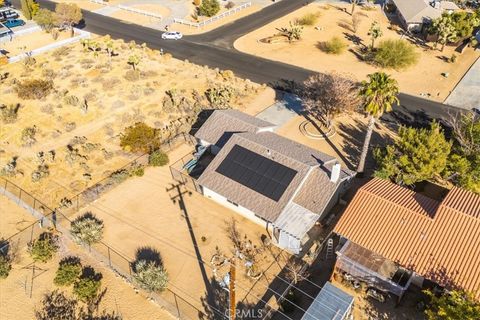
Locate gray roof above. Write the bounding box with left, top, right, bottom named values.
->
left=301, top=282, right=354, bottom=320
left=198, top=130, right=353, bottom=223
left=393, top=0, right=442, bottom=24
left=194, top=109, right=276, bottom=148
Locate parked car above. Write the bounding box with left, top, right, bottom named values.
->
left=161, top=31, right=183, bottom=40
left=0, top=8, right=18, bottom=21
left=4, top=19, right=25, bottom=28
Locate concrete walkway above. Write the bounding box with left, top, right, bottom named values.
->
left=255, top=93, right=303, bottom=127
left=445, top=56, right=480, bottom=110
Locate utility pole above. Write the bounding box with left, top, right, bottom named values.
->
left=229, top=258, right=236, bottom=320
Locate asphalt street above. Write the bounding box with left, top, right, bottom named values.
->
left=11, top=0, right=466, bottom=120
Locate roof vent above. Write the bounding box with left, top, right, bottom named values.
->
left=330, top=163, right=341, bottom=183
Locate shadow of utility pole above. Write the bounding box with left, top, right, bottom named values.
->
left=167, top=182, right=216, bottom=307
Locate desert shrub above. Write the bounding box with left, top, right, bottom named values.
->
left=320, top=37, right=347, bottom=54
left=21, top=126, right=38, bottom=146
left=132, top=260, right=168, bottom=292
left=205, top=85, right=235, bottom=108
left=225, top=1, right=235, bottom=9
left=15, top=79, right=53, bottom=99
left=54, top=256, right=82, bottom=286
left=52, top=46, right=70, bottom=59
left=0, top=254, right=11, bottom=279
left=1, top=103, right=21, bottom=124
left=296, top=12, right=319, bottom=26
left=73, top=267, right=102, bottom=302
left=28, top=232, right=58, bottom=263
left=220, top=69, right=234, bottom=80
left=31, top=164, right=50, bottom=182
left=198, top=0, right=220, bottom=17
left=70, top=213, right=104, bottom=246
left=276, top=21, right=303, bottom=42
left=64, top=95, right=79, bottom=106
left=129, top=164, right=145, bottom=177
left=120, top=122, right=160, bottom=153
left=109, top=169, right=130, bottom=184
left=102, top=77, right=120, bottom=90
left=124, top=69, right=141, bottom=81
left=148, top=150, right=169, bottom=167
left=374, top=39, right=419, bottom=69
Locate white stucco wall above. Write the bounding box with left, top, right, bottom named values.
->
left=202, top=187, right=270, bottom=229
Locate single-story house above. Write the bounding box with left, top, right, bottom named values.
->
left=386, top=0, right=459, bottom=32
left=301, top=282, right=354, bottom=320
left=334, top=178, right=480, bottom=299
left=194, top=110, right=355, bottom=253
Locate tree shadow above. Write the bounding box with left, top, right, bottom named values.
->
left=198, top=277, right=229, bottom=320
left=81, top=266, right=103, bottom=282
left=59, top=255, right=81, bottom=266
left=73, top=211, right=103, bottom=224
left=338, top=20, right=354, bottom=33
left=132, top=246, right=163, bottom=270
left=336, top=117, right=393, bottom=172
left=343, top=32, right=364, bottom=46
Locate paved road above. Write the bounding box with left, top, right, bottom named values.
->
left=11, top=0, right=465, bottom=120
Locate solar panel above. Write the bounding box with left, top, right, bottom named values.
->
left=216, top=145, right=297, bottom=201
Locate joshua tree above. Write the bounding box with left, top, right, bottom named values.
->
left=128, top=55, right=141, bottom=71
left=430, top=14, right=457, bottom=51
left=357, top=72, right=399, bottom=174
left=368, top=21, right=383, bottom=49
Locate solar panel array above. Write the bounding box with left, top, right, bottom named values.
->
left=216, top=145, right=297, bottom=201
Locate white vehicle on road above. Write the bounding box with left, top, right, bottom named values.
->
left=161, top=31, right=183, bottom=40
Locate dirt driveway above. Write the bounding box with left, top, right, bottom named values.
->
left=75, top=143, right=289, bottom=318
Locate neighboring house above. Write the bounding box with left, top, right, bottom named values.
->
left=386, top=0, right=459, bottom=32
left=334, top=178, right=480, bottom=299
left=301, top=282, right=354, bottom=320
left=194, top=110, right=354, bottom=254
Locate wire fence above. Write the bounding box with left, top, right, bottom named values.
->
left=0, top=134, right=212, bottom=319
left=174, top=2, right=252, bottom=28
left=61, top=132, right=196, bottom=217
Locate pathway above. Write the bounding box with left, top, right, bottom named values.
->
left=255, top=92, right=303, bottom=127
left=445, top=56, right=480, bottom=110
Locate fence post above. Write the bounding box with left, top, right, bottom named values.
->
left=108, top=246, right=112, bottom=268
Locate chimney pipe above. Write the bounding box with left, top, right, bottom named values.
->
left=330, top=163, right=341, bottom=183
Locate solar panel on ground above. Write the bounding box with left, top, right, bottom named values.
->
left=216, top=145, right=297, bottom=201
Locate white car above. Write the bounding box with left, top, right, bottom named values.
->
left=161, top=31, right=183, bottom=40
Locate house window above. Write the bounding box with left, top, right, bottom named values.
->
left=227, top=199, right=238, bottom=207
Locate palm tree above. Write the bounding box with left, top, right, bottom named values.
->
left=357, top=72, right=399, bottom=174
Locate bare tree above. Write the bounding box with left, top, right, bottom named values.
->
left=284, top=258, right=309, bottom=284
left=55, top=3, right=82, bottom=37
left=300, top=72, right=362, bottom=129
left=447, top=111, right=480, bottom=156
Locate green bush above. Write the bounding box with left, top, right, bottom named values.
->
left=320, top=37, right=347, bottom=54
left=148, top=150, right=169, bottom=167
left=28, top=232, right=58, bottom=263
left=198, top=0, right=220, bottom=17
left=70, top=213, right=104, bottom=246
left=73, top=267, right=102, bottom=302
left=374, top=39, right=419, bottom=69
left=295, top=12, right=319, bottom=26
left=132, top=260, right=168, bottom=292
left=14, top=79, right=54, bottom=100
left=109, top=169, right=130, bottom=184
left=54, top=256, right=82, bottom=286
left=0, top=254, right=11, bottom=279
left=120, top=122, right=159, bottom=153
left=130, top=165, right=145, bottom=177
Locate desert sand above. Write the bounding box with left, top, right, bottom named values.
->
left=235, top=3, right=480, bottom=101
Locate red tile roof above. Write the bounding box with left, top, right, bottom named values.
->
left=334, top=178, right=480, bottom=296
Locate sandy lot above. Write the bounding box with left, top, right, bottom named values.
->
left=276, top=113, right=396, bottom=171
left=0, top=36, right=269, bottom=208
left=1, top=30, right=71, bottom=57
left=0, top=240, right=175, bottom=320
left=0, top=193, right=37, bottom=238
left=70, top=143, right=290, bottom=318
left=235, top=3, right=480, bottom=101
